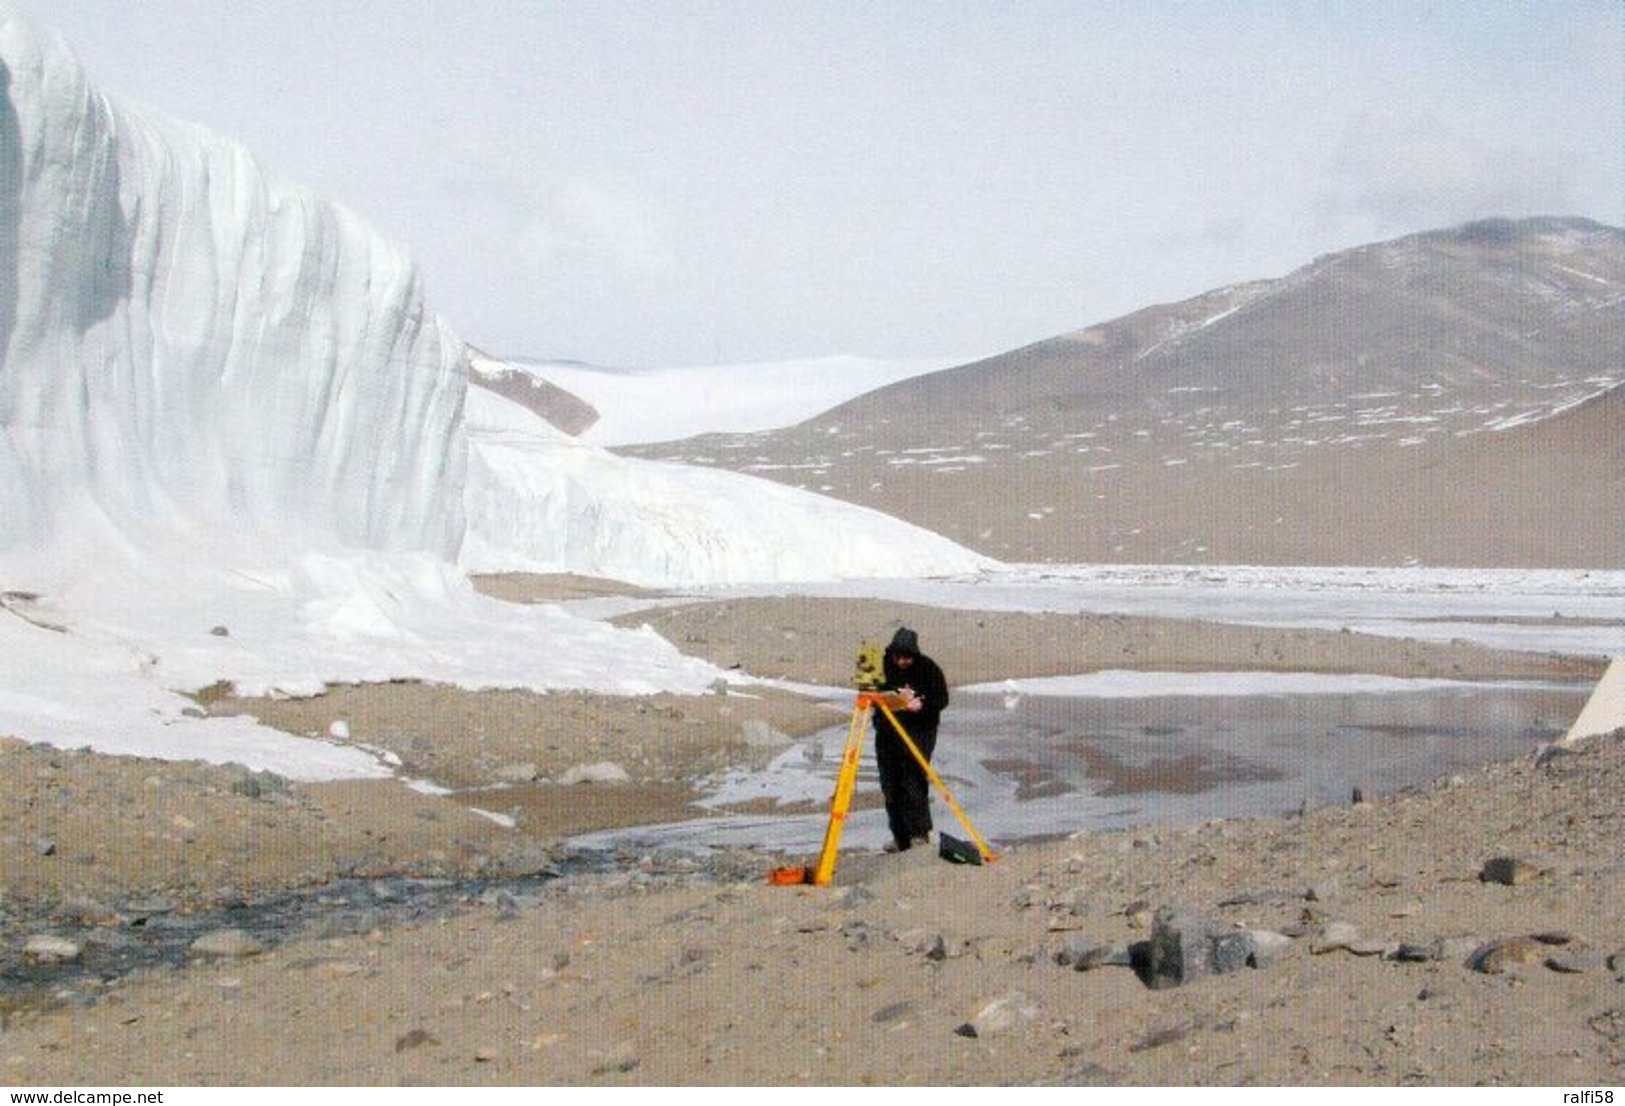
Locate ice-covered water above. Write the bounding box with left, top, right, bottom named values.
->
left=572, top=678, right=1588, bottom=859
left=564, top=564, right=1616, bottom=859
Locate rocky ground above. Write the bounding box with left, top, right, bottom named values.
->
left=0, top=577, right=1618, bottom=1086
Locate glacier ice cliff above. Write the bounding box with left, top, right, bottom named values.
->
left=0, top=7, right=988, bottom=590
left=0, top=11, right=467, bottom=560
left=461, top=387, right=991, bottom=587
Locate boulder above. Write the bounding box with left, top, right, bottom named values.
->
left=1132, top=907, right=1263, bottom=990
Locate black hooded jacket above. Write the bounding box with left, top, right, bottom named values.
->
left=880, top=635, right=949, bottom=735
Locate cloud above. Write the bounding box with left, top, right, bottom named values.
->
left=1316, top=111, right=1575, bottom=233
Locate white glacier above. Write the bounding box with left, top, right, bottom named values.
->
left=0, top=9, right=989, bottom=779
left=460, top=386, right=992, bottom=587
left=0, top=11, right=467, bottom=562
left=0, top=8, right=988, bottom=589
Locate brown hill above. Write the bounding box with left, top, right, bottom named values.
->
left=468, top=348, right=600, bottom=436
left=629, top=218, right=1623, bottom=567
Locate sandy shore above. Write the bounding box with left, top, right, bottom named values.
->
left=0, top=576, right=1618, bottom=1085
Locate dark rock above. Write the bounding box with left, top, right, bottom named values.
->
left=1478, top=856, right=1540, bottom=886
left=1387, top=941, right=1442, bottom=963
left=1133, top=907, right=1263, bottom=989
left=395, top=1028, right=438, bottom=1053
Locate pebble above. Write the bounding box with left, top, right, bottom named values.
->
left=1311, top=921, right=1362, bottom=954
left=1544, top=951, right=1605, bottom=974
left=557, top=762, right=631, bottom=785
left=1055, top=938, right=1132, bottom=971
left=23, top=934, right=82, bottom=962
left=1467, top=937, right=1546, bottom=974
left=189, top=928, right=264, bottom=959
left=1246, top=929, right=1293, bottom=967
left=956, top=990, right=1039, bottom=1039
left=1386, top=941, right=1442, bottom=963
left=1478, top=857, right=1541, bottom=886
left=395, top=1028, right=438, bottom=1053
left=493, top=763, right=539, bottom=784
left=872, top=1001, right=915, bottom=1025
left=1306, top=878, right=1342, bottom=903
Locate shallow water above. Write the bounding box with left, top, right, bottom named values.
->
left=4, top=682, right=1587, bottom=1000
left=0, top=853, right=739, bottom=999
left=576, top=682, right=1588, bottom=855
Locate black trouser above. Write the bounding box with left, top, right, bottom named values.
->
left=875, top=723, right=937, bottom=848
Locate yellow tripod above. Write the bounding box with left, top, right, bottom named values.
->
left=770, top=690, right=997, bottom=886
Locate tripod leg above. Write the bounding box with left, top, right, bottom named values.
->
left=874, top=700, right=997, bottom=863
left=811, top=702, right=871, bottom=885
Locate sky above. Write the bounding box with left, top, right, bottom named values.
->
left=26, top=1, right=1625, bottom=367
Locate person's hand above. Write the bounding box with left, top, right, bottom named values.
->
left=901, top=686, right=923, bottom=711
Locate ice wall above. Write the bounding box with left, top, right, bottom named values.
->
left=0, top=8, right=987, bottom=596
left=460, top=388, right=993, bottom=586
left=0, top=11, right=467, bottom=561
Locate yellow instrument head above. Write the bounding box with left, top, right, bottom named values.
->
left=852, top=640, right=885, bottom=689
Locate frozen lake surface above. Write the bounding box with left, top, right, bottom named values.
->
left=571, top=564, right=1618, bottom=859
left=573, top=679, right=1587, bottom=857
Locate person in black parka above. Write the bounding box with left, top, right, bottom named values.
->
left=873, top=626, right=949, bottom=852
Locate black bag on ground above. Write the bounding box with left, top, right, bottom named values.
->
left=938, top=833, right=982, bottom=866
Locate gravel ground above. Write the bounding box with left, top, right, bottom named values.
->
left=0, top=578, right=1617, bottom=1086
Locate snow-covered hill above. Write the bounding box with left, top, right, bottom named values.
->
left=514, top=355, right=967, bottom=446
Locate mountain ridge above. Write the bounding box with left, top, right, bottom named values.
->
left=627, top=217, right=1623, bottom=568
